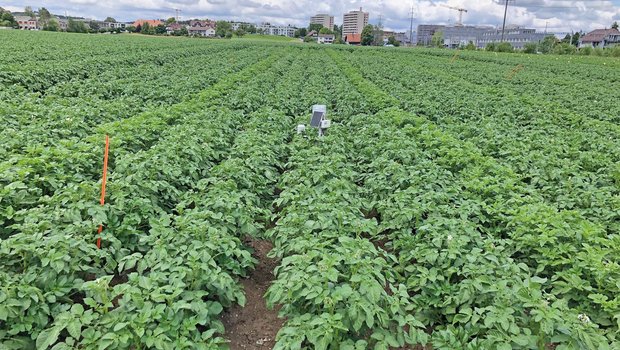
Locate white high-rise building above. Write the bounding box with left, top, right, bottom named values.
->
left=310, top=14, right=334, bottom=30
left=342, top=7, right=369, bottom=35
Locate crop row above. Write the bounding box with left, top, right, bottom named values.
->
left=338, top=48, right=620, bottom=238
left=326, top=49, right=617, bottom=347
left=0, top=51, right=289, bottom=349
left=0, top=45, right=272, bottom=157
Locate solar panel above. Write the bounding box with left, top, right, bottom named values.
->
left=310, top=111, right=324, bottom=127
left=310, top=105, right=327, bottom=128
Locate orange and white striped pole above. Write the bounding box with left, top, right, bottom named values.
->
left=96, top=135, right=110, bottom=249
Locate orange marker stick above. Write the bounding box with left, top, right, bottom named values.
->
left=97, top=135, right=110, bottom=249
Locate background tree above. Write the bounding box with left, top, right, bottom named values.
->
left=571, top=32, right=581, bottom=46
left=0, top=9, right=17, bottom=28
left=234, top=28, right=246, bottom=37
left=104, top=17, right=116, bottom=23
left=89, top=20, right=100, bottom=31
left=247, top=24, right=257, bottom=34
left=67, top=19, right=88, bottom=33
left=215, top=20, right=232, bottom=38
left=431, top=30, right=444, bottom=47
left=496, top=42, right=514, bottom=52
left=387, top=36, right=400, bottom=47
left=612, top=21, right=619, bottom=30
left=43, top=19, right=60, bottom=31
left=308, top=23, right=323, bottom=33
left=361, top=24, right=374, bottom=46
left=135, top=24, right=142, bottom=33
left=155, top=24, right=167, bottom=35
left=294, top=28, right=307, bottom=38
left=225, top=31, right=233, bottom=39
left=464, top=41, right=476, bottom=50
left=24, top=6, right=35, bottom=18
left=561, top=33, right=571, bottom=44
left=523, top=42, right=538, bottom=53
left=38, top=7, right=51, bottom=28
left=303, top=35, right=314, bottom=43
left=141, top=22, right=155, bottom=35
left=318, top=27, right=333, bottom=35
left=126, top=25, right=136, bottom=33
left=166, top=17, right=176, bottom=25
left=333, top=24, right=342, bottom=41
left=538, top=35, right=558, bottom=54
left=485, top=42, right=496, bottom=51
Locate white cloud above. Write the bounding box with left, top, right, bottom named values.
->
left=3, top=0, right=619, bottom=32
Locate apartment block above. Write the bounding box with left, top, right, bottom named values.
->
left=343, top=8, right=369, bottom=35
left=310, top=14, right=334, bottom=30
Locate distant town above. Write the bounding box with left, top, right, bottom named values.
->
left=1, top=5, right=619, bottom=52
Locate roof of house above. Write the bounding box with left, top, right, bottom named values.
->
left=188, top=20, right=215, bottom=30
left=166, top=23, right=184, bottom=30
left=133, top=19, right=163, bottom=28
left=319, top=34, right=335, bottom=38
left=15, top=15, right=36, bottom=22
left=581, top=28, right=620, bottom=43
left=345, top=33, right=361, bottom=43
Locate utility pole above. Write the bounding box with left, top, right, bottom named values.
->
left=500, top=0, right=509, bottom=42
left=174, top=8, right=181, bottom=22
left=409, top=1, right=415, bottom=46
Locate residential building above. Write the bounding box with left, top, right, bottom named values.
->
left=133, top=19, right=163, bottom=28
left=343, top=8, right=369, bottom=35
left=310, top=14, right=334, bottom=30
left=188, top=20, right=216, bottom=37
left=477, top=27, right=546, bottom=49
left=166, top=22, right=186, bottom=34
left=417, top=25, right=445, bottom=46
left=318, top=34, right=335, bottom=44
left=344, top=33, right=362, bottom=45
left=15, top=15, right=38, bottom=30
left=101, top=22, right=129, bottom=30
left=256, top=23, right=297, bottom=37
left=579, top=28, right=620, bottom=48
left=231, top=22, right=252, bottom=31
left=395, top=31, right=413, bottom=45
left=443, top=25, right=493, bottom=48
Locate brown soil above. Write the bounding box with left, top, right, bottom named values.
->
left=222, top=238, right=284, bottom=350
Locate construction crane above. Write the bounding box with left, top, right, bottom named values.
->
left=440, top=4, right=468, bottom=26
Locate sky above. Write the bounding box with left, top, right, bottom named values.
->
left=2, top=0, right=619, bottom=33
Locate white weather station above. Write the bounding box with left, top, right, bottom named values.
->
left=297, top=105, right=331, bottom=137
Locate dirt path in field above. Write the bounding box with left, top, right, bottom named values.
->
left=221, top=237, right=283, bottom=349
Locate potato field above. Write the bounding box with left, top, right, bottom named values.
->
left=1, top=30, right=619, bottom=350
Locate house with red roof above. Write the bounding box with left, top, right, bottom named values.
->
left=344, top=33, right=362, bottom=45
left=133, top=19, right=163, bottom=28
left=188, top=20, right=216, bottom=37
left=579, top=28, right=620, bottom=48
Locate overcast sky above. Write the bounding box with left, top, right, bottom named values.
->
left=2, top=0, right=619, bottom=33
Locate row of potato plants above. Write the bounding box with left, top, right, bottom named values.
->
left=353, top=109, right=612, bottom=349
left=345, top=49, right=620, bottom=238
left=327, top=48, right=616, bottom=347
left=347, top=48, right=620, bottom=249
left=0, top=48, right=281, bottom=238
left=0, top=32, right=255, bottom=93
left=406, top=48, right=620, bottom=123
left=0, top=44, right=268, bottom=158
left=0, top=51, right=289, bottom=348
left=258, top=48, right=432, bottom=349
left=266, top=124, right=429, bottom=349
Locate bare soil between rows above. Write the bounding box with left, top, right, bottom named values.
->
left=222, top=238, right=284, bottom=349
